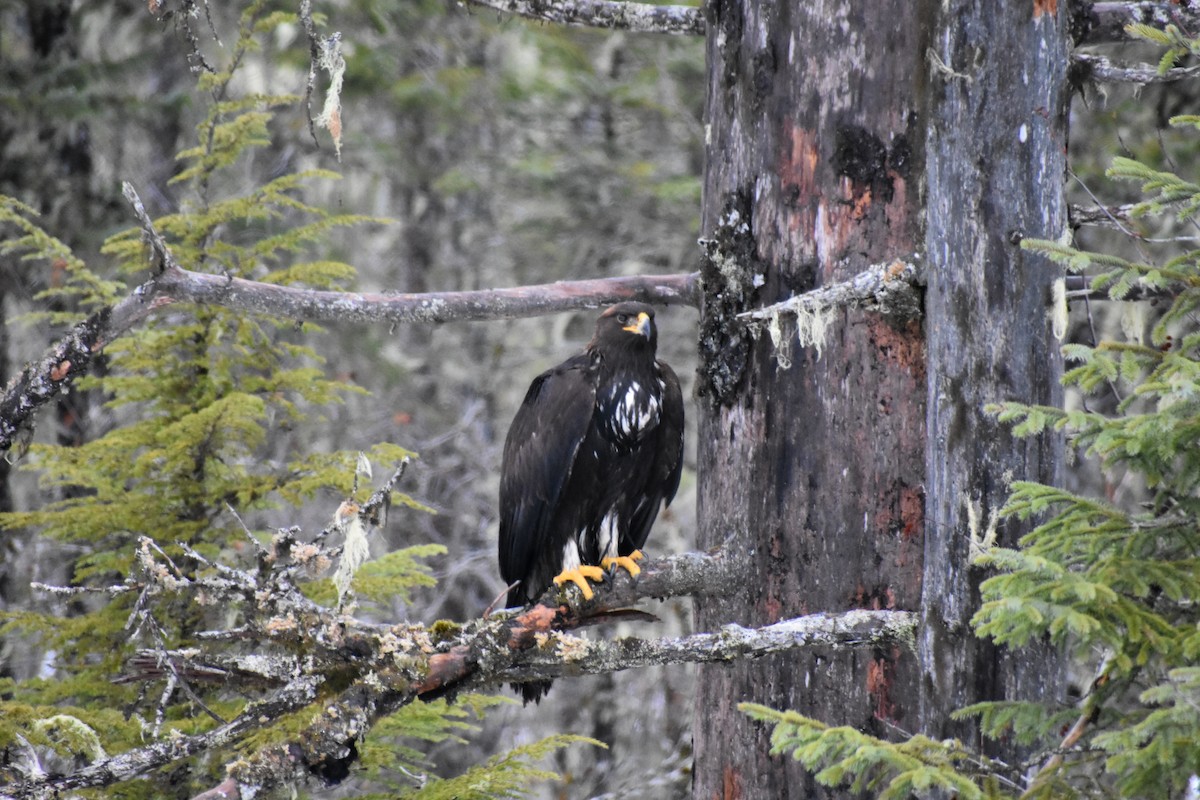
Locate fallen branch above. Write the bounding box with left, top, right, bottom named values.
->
left=461, top=0, right=705, bottom=36
left=1076, top=1, right=1200, bottom=45
left=0, top=183, right=699, bottom=452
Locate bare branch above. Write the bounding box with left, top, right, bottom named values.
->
left=1075, top=1, right=1200, bottom=45
left=461, top=0, right=705, bottom=35
left=1069, top=202, right=1139, bottom=230
left=0, top=225, right=698, bottom=451
left=1074, top=53, right=1200, bottom=84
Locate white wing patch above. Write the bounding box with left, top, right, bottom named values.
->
left=598, top=511, right=620, bottom=561
left=607, top=380, right=661, bottom=441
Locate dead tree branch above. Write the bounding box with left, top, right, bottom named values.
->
left=0, top=530, right=916, bottom=800
left=1074, top=53, right=1200, bottom=83
left=461, top=0, right=705, bottom=36
left=1062, top=273, right=1183, bottom=301
left=738, top=259, right=922, bottom=327
left=0, top=183, right=699, bottom=452
left=1069, top=202, right=1138, bottom=230
left=1076, top=1, right=1200, bottom=45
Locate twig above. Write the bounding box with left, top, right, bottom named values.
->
left=1074, top=53, right=1200, bottom=84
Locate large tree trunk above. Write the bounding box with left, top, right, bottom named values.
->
left=693, top=2, right=927, bottom=796
left=693, top=1, right=1068, bottom=796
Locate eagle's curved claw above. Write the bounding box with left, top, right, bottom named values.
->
left=601, top=550, right=644, bottom=578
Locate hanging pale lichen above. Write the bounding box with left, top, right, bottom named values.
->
left=793, top=304, right=832, bottom=359
left=766, top=311, right=793, bottom=369
left=1120, top=301, right=1146, bottom=344
left=332, top=500, right=369, bottom=611
left=315, top=32, right=346, bottom=159
left=1051, top=277, right=1068, bottom=341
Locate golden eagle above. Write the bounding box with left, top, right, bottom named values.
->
left=499, top=302, right=684, bottom=702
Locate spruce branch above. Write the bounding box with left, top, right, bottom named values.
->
left=460, top=0, right=705, bottom=36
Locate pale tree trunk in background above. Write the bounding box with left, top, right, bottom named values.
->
left=919, top=2, right=1068, bottom=746
left=693, top=1, right=1068, bottom=796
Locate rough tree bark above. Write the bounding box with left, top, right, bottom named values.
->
left=693, top=2, right=927, bottom=797
left=693, top=1, right=1067, bottom=797
left=920, top=2, right=1068, bottom=746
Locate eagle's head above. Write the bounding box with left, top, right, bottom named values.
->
left=591, top=301, right=658, bottom=354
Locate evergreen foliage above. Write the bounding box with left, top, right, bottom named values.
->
left=743, top=33, right=1200, bottom=800
left=0, top=3, right=592, bottom=796
left=741, top=704, right=1004, bottom=800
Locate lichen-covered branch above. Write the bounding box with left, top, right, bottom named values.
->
left=738, top=259, right=921, bottom=326
left=1069, top=202, right=1137, bottom=230
left=0, top=535, right=916, bottom=800
left=495, top=610, right=917, bottom=684
left=1076, top=1, right=1200, bottom=44
left=462, top=0, right=705, bottom=35
left=735, top=259, right=921, bottom=363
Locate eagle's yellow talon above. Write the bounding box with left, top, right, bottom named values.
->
left=601, top=554, right=643, bottom=578
left=552, top=566, right=604, bottom=600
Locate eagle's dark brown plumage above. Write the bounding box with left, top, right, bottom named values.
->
left=499, top=302, right=684, bottom=702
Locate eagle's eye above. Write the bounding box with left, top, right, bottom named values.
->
left=616, top=313, right=629, bottom=324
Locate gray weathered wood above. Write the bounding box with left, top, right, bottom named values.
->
left=921, top=0, right=1067, bottom=748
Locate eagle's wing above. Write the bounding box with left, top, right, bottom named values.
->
left=499, top=353, right=598, bottom=590
left=625, top=359, right=685, bottom=553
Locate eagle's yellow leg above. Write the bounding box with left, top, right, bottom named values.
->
left=601, top=549, right=644, bottom=578
left=553, top=565, right=605, bottom=600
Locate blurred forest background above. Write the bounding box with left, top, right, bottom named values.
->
left=1, top=0, right=1197, bottom=797
left=1, top=1, right=704, bottom=796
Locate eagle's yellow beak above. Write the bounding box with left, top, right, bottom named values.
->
left=623, top=311, right=651, bottom=339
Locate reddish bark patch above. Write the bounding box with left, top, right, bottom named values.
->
left=780, top=125, right=819, bottom=200
left=763, top=593, right=783, bottom=622
left=778, top=124, right=820, bottom=236
left=1034, top=0, right=1056, bottom=16
left=851, top=584, right=897, bottom=610
left=721, top=764, right=743, bottom=800
left=874, top=481, right=925, bottom=541
left=898, top=485, right=924, bottom=541
left=865, top=315, right=925, bottom=379
left=866, top=648, right=899, bottom=722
